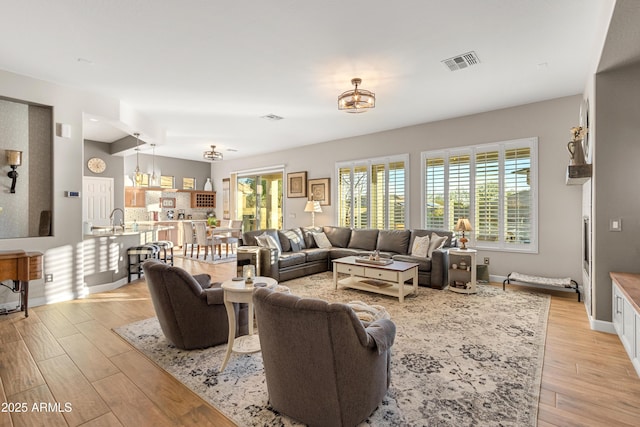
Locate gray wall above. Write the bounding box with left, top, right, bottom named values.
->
left=213, top=95, right=584, bottom=284
left=592, top=61, right=640, bottom=322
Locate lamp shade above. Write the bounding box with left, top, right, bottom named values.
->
left=304, top=201, right=322, bottom=213
left=6, top=150, right=22, bottom=166
left=454, top=218, right=472, bottom=232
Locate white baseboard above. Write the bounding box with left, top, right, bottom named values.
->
left=590, top=318, right=615, bottom=334
left=0, top=278, right=129, bottom=314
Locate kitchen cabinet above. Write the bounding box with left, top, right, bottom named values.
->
left=157, top=222, right=179, bottom=245
left=610, top=272, right=640, bottom=376
left=191, top=191, right=216, bottom=208
left=125, top=187, right=146, bottom=208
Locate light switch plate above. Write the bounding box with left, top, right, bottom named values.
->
left=610, top=218, right=622, bottom=231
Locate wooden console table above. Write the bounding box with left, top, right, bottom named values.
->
left=0, top=250, right=43, bottom=317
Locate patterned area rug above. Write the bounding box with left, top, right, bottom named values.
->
left=114, top=272, right=549, bottom=426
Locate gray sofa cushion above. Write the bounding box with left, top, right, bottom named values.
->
left=279, top=252, right=307, bottom=268
left=376, top=230, right=411, bottom=254
left=303, top=248, right=330, bottom=262
left=392, top=254, right=432, bottom=271
left=323, top=226, right=352, bottom=248
left=348, top=229, right=379, bottom=251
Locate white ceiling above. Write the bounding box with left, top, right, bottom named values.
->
left=0, top=0, right=615, bottom=161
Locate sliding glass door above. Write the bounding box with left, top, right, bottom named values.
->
left=237, top=171, right=283, bottom=232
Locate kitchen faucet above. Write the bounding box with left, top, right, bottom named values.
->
left=109, top=208, right=124, bottom=232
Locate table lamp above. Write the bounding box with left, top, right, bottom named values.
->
left=454, top=218, right=473, bottom=250
left=304, top=200, right=322, bottom=227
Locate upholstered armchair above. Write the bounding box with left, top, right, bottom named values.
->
left=142, top=259, right=248, bottom=350
left=253, top=287, right=396, bottom=427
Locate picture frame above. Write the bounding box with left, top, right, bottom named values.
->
left=308, top=177, right=330, bottom=206
left=183, top=177, right=196, bottom=190
left=160, top=175, right=175, bottom=189
left=287, top=171, right=307, bottom=198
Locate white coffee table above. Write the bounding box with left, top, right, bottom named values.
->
left=332, top=256, right=419, bottom=303
left=219, top=276, right=277, bottom=372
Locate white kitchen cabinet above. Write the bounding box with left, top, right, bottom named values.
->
left=611, top=273, right=640, bottom=376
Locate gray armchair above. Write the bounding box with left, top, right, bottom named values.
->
left=253, top=287, right=396, bottom=427
left=142, top=259, right=248, bottom=350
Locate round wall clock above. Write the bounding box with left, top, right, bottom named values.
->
left=87, top=157, right=107, bottom=174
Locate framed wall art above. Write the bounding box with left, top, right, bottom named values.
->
left=287, top=171, right=307, bottom=198
left=308, top=177, right=330, bottom=206
left=183, top=177, right=196, bottom=190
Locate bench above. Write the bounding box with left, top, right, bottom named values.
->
left=503, top=272, right=580, bottom=301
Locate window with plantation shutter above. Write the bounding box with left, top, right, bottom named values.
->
left=422, top=138, right=537, bottom=253
left=336, top=154, right=409, bottom=229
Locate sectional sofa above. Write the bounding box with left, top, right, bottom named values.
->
left=241, top=226, right=454, bottom=289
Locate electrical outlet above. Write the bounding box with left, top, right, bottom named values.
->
left=45, top=274, right=53, bottom=282
left=484, top=257, right=490, bottom=265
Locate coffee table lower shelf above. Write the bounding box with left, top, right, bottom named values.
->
left=337, top=277, right=416, bottom=302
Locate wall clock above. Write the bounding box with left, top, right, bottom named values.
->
left=87, top=157, right=107, bottom=174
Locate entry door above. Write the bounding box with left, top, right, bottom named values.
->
left=83, top=177, right=114, bottom=226
left=237, top=172, right=283, bottom=232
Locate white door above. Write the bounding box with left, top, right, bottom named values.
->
left=83, top=177, right=114, bottom=226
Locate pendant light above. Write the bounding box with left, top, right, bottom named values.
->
left=150, top=143, right=157, bottom=186
left=134, top=132, right=142, bottom=186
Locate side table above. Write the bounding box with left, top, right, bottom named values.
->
left=448, top=248, right=477, bottom=294
left=219, top=276, right=277, bottom=372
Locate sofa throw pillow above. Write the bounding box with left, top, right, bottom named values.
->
left=427, top=233, right=448, bottom=258
left=312, top=232, right=332, bottom=249
left=256, top=233, right=282, bottom=257
left=283, top=229, right=305, bottom=252
left=411, top=235, right=430, bottom=257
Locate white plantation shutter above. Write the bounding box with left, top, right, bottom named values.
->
left=475, top=150, right=500, bottom=243
left=371, top=163, right=385, bottom=229
left=388, top=161, right=405, bottom=230
left=353, top=165, right=368, bottom=229
left=448, top=153, right=471, bottom=232
left=423, top=138, right=537, bottom=252
left=425, top=157, right=445, bottom=230
left=336, top=155, right=408, bottom=229
left=504, top=147, right=532, bottom=246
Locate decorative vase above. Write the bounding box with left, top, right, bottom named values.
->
left=204, top=178, right=213, bottom=191
left=567, top=139, right=586, bottom=165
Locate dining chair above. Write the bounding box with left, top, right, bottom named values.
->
left=194, top=221, right=221, bottom=260
left=181, top=221, right=196, bottom=257
left=221, top=219, right=242, bottom=256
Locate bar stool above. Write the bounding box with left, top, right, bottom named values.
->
left=151, top=240, right=174, bottom=265
left=127, top=244, right=160, bottom=282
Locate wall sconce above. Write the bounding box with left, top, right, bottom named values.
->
left=6, top=150, right=22, bottom=193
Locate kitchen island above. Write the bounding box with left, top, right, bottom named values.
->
left=83, top=224, right=176, bottom=292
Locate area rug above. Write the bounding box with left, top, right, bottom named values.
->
left=114, top=272, right=549, bottom=426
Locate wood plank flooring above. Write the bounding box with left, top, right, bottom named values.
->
left=0, top=258, right=638, bottom=426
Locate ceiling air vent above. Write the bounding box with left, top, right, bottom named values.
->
left=261, top=114, right=284, bottom=121
left=442, top=51, right=480, bottom=71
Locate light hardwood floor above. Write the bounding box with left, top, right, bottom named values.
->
left=1, top=258, right=639, bottom=426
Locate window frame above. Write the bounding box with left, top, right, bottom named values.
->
left=335, top=154, right=410, bottom=230
left=421, top=137, right=538, bottom=253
